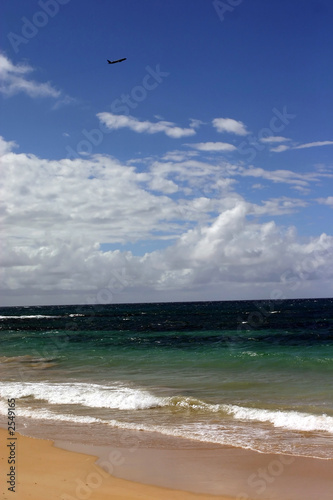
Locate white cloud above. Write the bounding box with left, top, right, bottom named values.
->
left=188, top=142, right=237, bottom=152
left=52, top=94, right=76, bottom=110
left=292, top=185, right=311, bottom=195
left=260, top=136, right=291, bottom=143
left=270, top=145, right=291, bottom=153
left=314, top=163, right=332, bottom=173
left=269, top=140, right=333, bottom=153
left=251, top=197, right=308, bottom=216
left=1, top=136, right=333, bottom=305
left=161, top=150, right=198, bottom=162
left=0, top=53, right=60, bottom=98
left=146, top=206, right=333, bottom=294
left=189, top=118, right=204, bottom=129
left=317, top=197, right=333, bottom=207
left=212, top=117, right=249, bottom=136
left=0, top=136, right=17, bottom=155
left=1, top=137, right=232, bottom=252
left=237, top=166, right=332, bottom=188
left=97, top=112, right=196, bottom=138
left=148, top=176, right=179, bottom=194
left=294, top=141, right=333, bottom=149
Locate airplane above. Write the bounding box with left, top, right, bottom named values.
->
left=107, top=58, right=127, bottom=64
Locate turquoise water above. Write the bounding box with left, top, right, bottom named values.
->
left=0, top=299, right=332, bottom=457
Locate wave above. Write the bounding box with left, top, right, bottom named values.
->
left=0, top=399, right=331, bottom=459
left=0, top=400, right=272, bottom=454
left=0, top=400, right=102, bottom=425
left=0, top=313, right=85, bottom=319
left=0, top=356, right=57, bottom=369
left=224, top=405, right=333, bottom=434
left=1, top=381, right=332, bottom=435
left=0, top=315, right=63, bottom=319
left=0, top=382, right=164, bottom=410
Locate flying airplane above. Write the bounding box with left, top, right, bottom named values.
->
left=107, top=58, right=127, bottom=64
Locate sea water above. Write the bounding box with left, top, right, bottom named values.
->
left=0, top=299, right=332, bottom=458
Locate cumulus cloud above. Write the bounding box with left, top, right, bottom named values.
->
left=0, top=135, right=17, bottom=155
left=0, top=53, right=60, bottom=98
left=188, top=142, right=237, bottom=152
left=136, top=207, right=333, bottom=296
left=212, top=117, right=249, bottom=136
left=97, top=112, right=196, bottom=138
left=0, top=139, right=182, bottom=244
left=1, top=136, right=333, bottom=305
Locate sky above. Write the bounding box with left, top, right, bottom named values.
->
left=1, top=0, right=333, bottom=306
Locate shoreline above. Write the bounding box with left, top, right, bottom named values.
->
left=1, top=427, right=333, bottom=500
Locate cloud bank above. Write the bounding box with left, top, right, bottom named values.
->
left=1, top=136, right=332, bottom=305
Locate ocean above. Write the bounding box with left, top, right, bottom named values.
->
left=0, top=298, right=332, bottom=459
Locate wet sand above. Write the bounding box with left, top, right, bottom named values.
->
left=0, top=428, right=232, bottom=500
left=1, top=427, right=332, bottom=500
left=57, top=437, right=333, bottom=500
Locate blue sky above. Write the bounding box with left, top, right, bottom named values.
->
left=1, top=0, right=333, bottom=305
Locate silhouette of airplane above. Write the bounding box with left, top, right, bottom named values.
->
left=107, top=58, right=127, bottom=64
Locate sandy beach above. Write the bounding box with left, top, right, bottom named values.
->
left=1, top=427, right=333, bottom=500
left=0, top=428, right=232, bottom=500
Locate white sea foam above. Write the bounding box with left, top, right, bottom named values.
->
left=0, top=400, right=330, bottom=458
left=241, top=351, right=260, bottom=357
left=0, top=400, right=102, bottom=425
left=0, top=382, right=219, bottom=413
left=1, top=381, right=332, bottom=436
left=0, top=400, right=264, bottom=452
left=0, top=381, right=165, bottom=410
left=223, top=404, right=333, bottom=434
left=168, top=396, right=220, bottom=412
left=1, top=394, right=332, bottom=458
